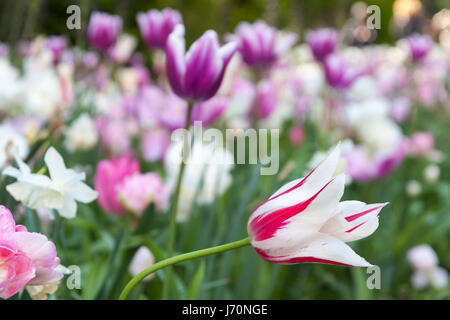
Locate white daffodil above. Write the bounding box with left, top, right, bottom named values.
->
left=3, top=147, right=98, bottom=219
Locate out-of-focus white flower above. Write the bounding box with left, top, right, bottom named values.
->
left=407, top=244, right=447, bottom=289
left=423, top=164, right=440, bottom=183
left=64, top=113, right=98, bottom=152
left=116, top=67, right=139, bottom=95
left=412, top=267, right=449, bottom=290
left=0, top=58, right=21, bottom=109
left=0, top=125, right=29, bottom=168
left=129, top=246, right=155, bottom=281
left=356, top=117, right=403, bottom=157
left=407, top=244, right=438, bottom=271
left=108, top=34, right=137, bottom=64
left=19, top=67, right=63, bottom=119
left=3, top=147, right=98, bottom=219
left=165, top=137, right=234, bottom=222
left=405, top=180, right=422, bottom=198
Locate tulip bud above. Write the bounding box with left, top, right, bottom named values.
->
left=129, top=246, right=155, bottom=281
left=405, top=180, right=422, bottom=198
left=423, top=164, right=440, bottom=183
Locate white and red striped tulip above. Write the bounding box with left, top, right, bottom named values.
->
left=247, top=144, right=387, bottom=267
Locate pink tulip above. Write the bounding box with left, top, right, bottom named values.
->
left=248, top=145, right=387, bottom=267
left=252, top=80, right=278, bottom=119
left=288, top=126, right=305, bottom=146
left=141, top=128, right=171, bottom=162
left=0, top=206, right=62, bottom=299
left=94, top=154, right=140, bottom=215
left=409, top=132, right=434, bottom=156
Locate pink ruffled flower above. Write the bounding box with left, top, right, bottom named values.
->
left=248, top=145, right=387, bottom=267
left=0, top=206, right=62, bottom=299
left=119, top=173, right=169, bottom=216
left=94, top=154, right=140, bottom=215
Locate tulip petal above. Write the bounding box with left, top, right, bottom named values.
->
left=166, top=24, right=186, bottom=97
left=255, top=232, right=372, bottom=267
left=320, top=201, right=387, bottom=242
left=249, top=143, right=341, bottom=222
left=185, top=30, right=222, bottom=99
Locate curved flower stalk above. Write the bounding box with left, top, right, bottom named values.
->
left=247, top=144, right=387, bottom=266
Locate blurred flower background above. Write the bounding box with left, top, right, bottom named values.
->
left=0, top=0, right=449, bottom=300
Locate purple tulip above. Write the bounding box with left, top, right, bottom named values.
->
left=324, top=53, right=360, bottom=89
left=87, top=12, right=122, bottom=51
left=306, top=28, right=339, bottom=62
left=407, top=33, right=433, bottom=62
left=137, top=8, right=182, bottom=50
left=46, top=36, right=67, bottom=64
left=233, top=20, right=298, bottom=67
left=166, top=25, right=237, bottom=101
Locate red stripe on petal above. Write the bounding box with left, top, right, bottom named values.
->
left=250, top=179, right=333, bottom=241
left=280, top=256, right=354, bottom=267
left=345, top=221, right=366, bottom=233
left=254, top=248, right=354, bottom=266
left=250, top=167, right=317, bottom=216
left=345, top=205, right=383, bottom=222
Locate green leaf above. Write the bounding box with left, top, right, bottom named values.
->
left=185, top=259, right=206, bottom=300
